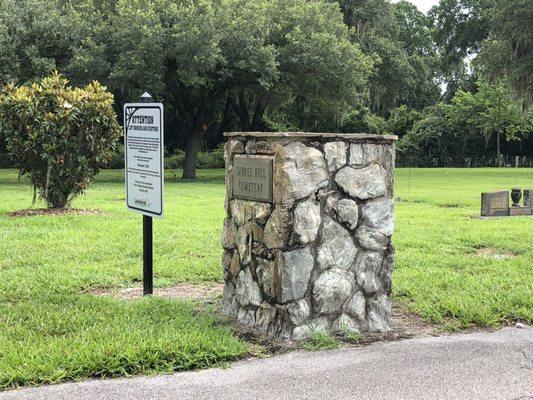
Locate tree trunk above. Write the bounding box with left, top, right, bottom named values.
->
left=496, top=131, right=501, bottom=167
left=250, top=98, right=267, bottom=131
left=182, top=129, right=203, bottom=180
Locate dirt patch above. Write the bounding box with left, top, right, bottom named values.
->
left=91, top=283, right=224, bottom=301
left=389, top=303, right=443, bottom=338
left=475, top=247, right=515, bottom=260
left=8, top=208, right=107, bottom=217
left=438, top=202, right=461, bottom=208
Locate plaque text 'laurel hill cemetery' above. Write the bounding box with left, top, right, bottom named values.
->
left=233, top=155, right=273, bottom=202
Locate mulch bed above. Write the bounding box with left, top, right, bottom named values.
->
left=7, top=208, right=107, bottom=217
left=90, top=283, right=225, bottom=301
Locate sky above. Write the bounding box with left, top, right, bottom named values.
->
left=392, top=0, right=440, bottom=13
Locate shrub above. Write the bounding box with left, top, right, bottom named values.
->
left=0, top=73, right=121, bottom=208
left=164, top=149, right=185, bottom=169
left=196, top=145, right=225, bottom=169
left=107, top=145, right=125, bottom=169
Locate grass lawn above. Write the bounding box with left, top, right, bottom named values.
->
left=0, top=167, right=532, bottom=389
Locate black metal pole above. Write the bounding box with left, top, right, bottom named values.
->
left=143, top=215, right=153, bottom=296
left=140, top=92, right=154, bottom=297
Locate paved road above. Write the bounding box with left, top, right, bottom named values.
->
left=2, top=327, right=532, bottom=400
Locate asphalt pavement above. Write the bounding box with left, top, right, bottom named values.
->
left=1, top=327, right=532, bottom=400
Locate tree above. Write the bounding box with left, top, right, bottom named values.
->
left=428, top=0, right=493, bottom=99
left=472, top=80, right=530, bottom=165
left=333, top=0, right=440, bottom=114
left=0, top=0, right=78, bottom=85
left=385, top=105, right=422, bottom=138
left=0, top=73, right=121, bottom=208
left=475, top=0, right=533, bottom=108
left=108, top=0, right=372, bottom=179
left=442, top=79, right=529, bottom=165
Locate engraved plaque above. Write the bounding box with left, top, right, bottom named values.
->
left=233, top=155, right=273, bottom=202
left=481, top=191, right=509, bottom=216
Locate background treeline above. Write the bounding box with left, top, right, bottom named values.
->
left=0, top=0, right=532, bottom=176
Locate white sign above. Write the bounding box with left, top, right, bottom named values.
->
left=124, top=102, right=164, bottom=218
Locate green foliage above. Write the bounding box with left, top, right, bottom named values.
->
left=386, top=105, right=422, bottom=138
left=475, top=0, right=533, bottom=107
left=399, top=79, right=532, bottom=164
left=1, top=0, right=531, bottom=165
left=0, top=73, right=121, bottom=208
left=428, top=0, right=493, bottom=97
left=107, top=145, right=125, bottom=169
left=105, top=0, right=373, bottom=177
left=300, top=331, right=340, bottom=351
left=196, top=145, right=225, bottom=169
left=164, top=147, right=224, bottom=170
left=339, top=106, right=388, bottom=134
left=338, top=328, right=363, bottom=344
left=398, top=106, right=452, bottom=164
left=164, top=150, right=185, bottom=170
left=443, top=79, right=530, bottom=162
left=334, top=0, right=440, bottom=114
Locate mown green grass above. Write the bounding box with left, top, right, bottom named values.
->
left=393, top=168, right=532, bottom=329
left=0, top=169, right=248, bottom=389
left=0, top=167, right=532, bottom=388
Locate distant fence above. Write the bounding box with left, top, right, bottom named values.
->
left=1, top=152, right=532, bottom=169
left=396, top=155, right=533, bottom=168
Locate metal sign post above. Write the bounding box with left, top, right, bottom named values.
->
left=124, top=93, right=164, bottom=296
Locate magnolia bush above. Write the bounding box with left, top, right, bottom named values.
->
left=0, top=73, right=121, bottom=208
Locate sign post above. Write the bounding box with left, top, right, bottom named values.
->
left=124, top=93, right=164, bottom=296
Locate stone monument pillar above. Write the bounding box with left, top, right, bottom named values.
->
left=221, top=132, right=397, bottom=339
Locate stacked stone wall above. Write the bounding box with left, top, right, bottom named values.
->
left=221, top=132, right=397, bottom=339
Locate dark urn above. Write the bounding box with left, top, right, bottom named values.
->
left=511, top=188, right=522, bottom=206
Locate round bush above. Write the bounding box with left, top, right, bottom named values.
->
left=0, top=73, right=121, bottom=208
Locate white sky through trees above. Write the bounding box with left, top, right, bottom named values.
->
left=393, top=0, right=440, bottom=13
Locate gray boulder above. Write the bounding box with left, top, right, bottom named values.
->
left=337, top=198, right=359, bottom=230
left=276, top=142, right=328, bottom=205
left=345, top=291, right=366, bottom=322
left=313, top=268, right=354, bottom=314
left=236, top=225, right=251, bottom=265
left=287, top=299, right=311, bottom=325
left=294, top=196, right=321, bottom=244
left=292, top=317, right=329, bottom=340
left=317, top=217, right=357, bottom=271
left=264, top=207, right=289, bottom=249
left=222, top=218, right=237, bottom=249
left=367, top=294, right=392, bottom=332
left=355, top=225, right=390, bottom=251
left=235, top=269, right=262, bottom=306
left=230, top=200, right=271, bottom=226
left=332, top=313, right=360, bottom=333
left=335, top=164, right=386, bottom=200
left=256, top=258, right=276, bottom=299
left=355, top=252, right=384, bottom=295
left=362, top=197, right=394, bottom=236
left=317, top=216, right=358, bottom=271
left=323, top=141, right=347, bottom=172
left=277, top=247, right=314, bottom=303
left=349, top=143, right=364, bottom=166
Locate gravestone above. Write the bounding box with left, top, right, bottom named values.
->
left=509, top=206, right=532, bottom=216
left=221, top=132, right=397, bottom=339
left=481, top=191, right=509, bottom=217
left=524, top=189, right=533, bottom=207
